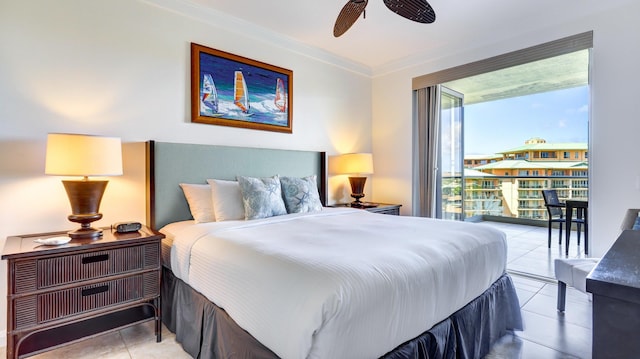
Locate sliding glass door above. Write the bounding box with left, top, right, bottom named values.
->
left=437, top=87, right=464, bottom=220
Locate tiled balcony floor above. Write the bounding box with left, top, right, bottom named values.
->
left=480, top=221, right=590, bottom=279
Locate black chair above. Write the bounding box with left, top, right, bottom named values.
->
left=542, top=189, right=566, bottom=248
left=542, top=190, right=585, bottom=249
left=565, top=200, right=587, bottom=255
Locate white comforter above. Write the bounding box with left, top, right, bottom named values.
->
left=162, top=208, right=507, bottom=359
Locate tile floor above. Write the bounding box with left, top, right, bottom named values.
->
left=482, top=221, right=590, bottom=279
left=483, top=221, right=593, bottom=358
left=0, top=222, right=594, bottom=359
left=0, top=321, right=191, bottom=359
left=485, top=274, right=592, bottom=358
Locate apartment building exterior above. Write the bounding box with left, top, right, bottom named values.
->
left=462, top=138, right=588, bottom=220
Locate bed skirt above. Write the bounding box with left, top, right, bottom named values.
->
left=161, top=267, right=522, bottom=359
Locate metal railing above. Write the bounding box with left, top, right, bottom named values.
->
left=448, top=175, right=589, bottom=220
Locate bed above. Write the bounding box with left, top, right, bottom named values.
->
left=146, top=141, right=522, bottom=359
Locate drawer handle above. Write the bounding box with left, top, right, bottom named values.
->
left=82, top=285, right=109, bottom=297
left=82, top=254, right=109, bottom=264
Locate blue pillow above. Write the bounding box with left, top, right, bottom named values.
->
left=280, top=175, right=323, bottom=214
left=237, top=175, right=287, bottom=220
left=632, top=216, right=640, bottom=230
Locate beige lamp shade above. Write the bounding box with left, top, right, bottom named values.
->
left=45, top=133, right=123, bottom=176
left=332, top=153, right=374, bottom=175
left=45, top=133, right=123, bottom=239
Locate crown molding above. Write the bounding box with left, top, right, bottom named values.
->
left=142, top=0, right=372, bottom=77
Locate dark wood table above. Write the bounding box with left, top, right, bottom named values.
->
left=587, top=230, right=640, bottom=358
left=565, top=200, right=588, bottom=255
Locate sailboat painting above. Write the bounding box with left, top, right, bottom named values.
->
left=233, top=71, right=251, bottom=114
left=191, top=43, right=293, bottom=133
left=200, top=73, right=221, bottom=116
left=274, top=77, right=287, bottom=112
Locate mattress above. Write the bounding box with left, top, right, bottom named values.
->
left=161, top=208, right=508, bottom=359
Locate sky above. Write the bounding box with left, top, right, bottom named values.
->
left=464, top=85, right=589, bottom=155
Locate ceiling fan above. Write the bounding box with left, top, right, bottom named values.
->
left=333, top=0, right=436, bottom=37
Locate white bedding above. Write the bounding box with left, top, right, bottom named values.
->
left=161, top=208, right=507, bottom=359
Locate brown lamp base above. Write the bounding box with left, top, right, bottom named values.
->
left=62, top=180, right=108, bottom=240
left=348, top=176, right=367, bottom=206
left=68, top=227, right=103, bottom=239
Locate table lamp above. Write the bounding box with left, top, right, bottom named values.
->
left=334, top=153, right=374, bottom=206
left=45, top=133, right=123, bottom=239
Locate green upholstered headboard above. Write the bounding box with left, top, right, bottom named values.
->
left=146, top=141, right=327, bottom=230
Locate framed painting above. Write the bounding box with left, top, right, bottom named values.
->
left=191, top=43, right=293, bottom=133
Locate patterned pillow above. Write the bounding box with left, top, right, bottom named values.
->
left=280, top=175, right=323, bottom=214
left=633, top=216, right=640, bottom=230
left=237, top=175, right=287, bottom=220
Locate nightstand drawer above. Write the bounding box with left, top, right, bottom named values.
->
left=14, top=243, right=160, bottom=293
left=330, top=203, right=402, bottom=215
left=13, top=271, right=160, bottom=330
left=367, top=206, right=401, bottom=215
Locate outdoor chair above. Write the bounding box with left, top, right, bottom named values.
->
left=542, top=189, right=585, bottom=248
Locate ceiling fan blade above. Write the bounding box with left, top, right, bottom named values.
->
left=333, top=0, right=368, bottom=37
left=383, top=0, right=436, bottom=24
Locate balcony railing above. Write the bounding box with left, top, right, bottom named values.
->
left=519, top=184, right=545, bottom=189
left=447, top=174, right=588, bottom=220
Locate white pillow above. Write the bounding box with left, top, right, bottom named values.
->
left=207, top=179, right=245, bottom=221
left=179, top=183, right=215, bottom=223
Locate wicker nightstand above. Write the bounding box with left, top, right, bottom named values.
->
left=330, top=202, right=402, bottom=215
left=2, top=226, right=163, bottom=359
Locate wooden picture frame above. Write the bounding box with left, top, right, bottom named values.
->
left=191, top=43, right=293, bottom=133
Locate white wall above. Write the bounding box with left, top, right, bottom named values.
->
left=0, top=0, right=372, bottom=342
left=372, top=1, right=640, bottom=257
